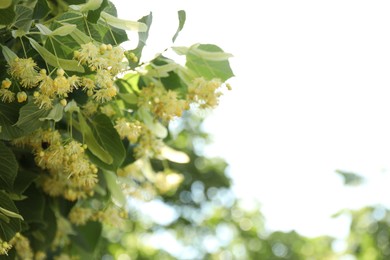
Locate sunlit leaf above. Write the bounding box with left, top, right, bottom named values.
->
left=185, top=44, right=234, bottom=81
left=100, top=11, right=147, bottom=32
left=71, top=221, right=102, bottom=253
left=50, top=23, right=77, bottom=36
left=103, top=170, right=126, bottom=206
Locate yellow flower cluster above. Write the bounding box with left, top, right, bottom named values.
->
left=74, top=43, right=126, bottom=103
left=13, top=129, right=98, bottom=201
left=10, top=233, right=34, bottom=260
left=8, top=58, right=39, bottom=88
left=0, top=239, right=12, bottom=256
left=68, top=205, right=126, bottom=228
left=187, top=77, right=223, bottom=108
left=134, top=128, right=164, bottom=159
left=0, top=78, right=15, bottom=102
left=138, top=83, right=188, bottom=121
left=114, top=118, right=143, bottom=143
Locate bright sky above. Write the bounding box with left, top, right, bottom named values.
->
left=113, top=0, right=390, bottom=240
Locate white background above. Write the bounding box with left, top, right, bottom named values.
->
left=113, top=0, right=390, bottom=239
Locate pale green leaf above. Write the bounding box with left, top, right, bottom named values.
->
left=28, top=38, right=85, bottom=73
left=50, top=23, right=77, bottom=36
left=100, top=11, right=147, bottom=32
left=103, top=170, right=126, bottom=207
left=138, top=108, right=167, bottom=139
left=35, top=23, right=52, bottom=35
left=1, top=44, right=18, bottom=65
left=189, top=43, right=233, bottom=61
left=0, top=207, right=23, bottom=220
left=117, top=93, right=137, bottom=104
left=69, top=28, right=91, bottom=45
left=39, top=103, right=63, bottom=122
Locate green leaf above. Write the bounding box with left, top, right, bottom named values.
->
left=71, top=221, right=102, bottom=253
left=87, top=0, right=108, bottom=23
left=28, top=38, right=85, bottom=73
left=0, top=141, right=18, bottom=190
left=33, top=0, right=50, bottom=20
left=0, top=101, right=24, bottom=140
left=1, top=44, right=18, bottom=65
left=69, top=28, right=91, bottom=45
left=0, top=2, right=15, bottom=26
left=185, top=44, right=234, bottom=81
left=13, top=168, right=38, bottom=195
left=172, top=10, right=186, bottom=42
left=0, top=207, right=23, bottom=220
left=117, top=93, right=138, bottom=104
left=78, top=113, right=113, bottom=165
left=129, top=12, right=152, bottom=67
left=0, top=191, right=21, bottom=240
left=39, top=103, right=63, bottom=122
left=91, top=114, right=125, bottom=167
left=14, top=99, right=49, bottom=134
left=138, top=108, right=167, bottom=139
left=15, top=185, right=45, bottom=225
left=69, top=0, right=103, bottom=13
left=100, top=11, right=147, bottom=32
left=0, top=0, right=12, bottom=9
left=336, top=170, right=365, bottom=186
left=13, top=5, right=33, bottom=32
left=103, top=170, right=126, bottom=206
left=35, top=23, right=52, bottom=35
left=50, top=23, right=77, bottom=36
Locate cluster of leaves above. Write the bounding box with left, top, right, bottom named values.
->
left=0, top=0, right=234, bottom=258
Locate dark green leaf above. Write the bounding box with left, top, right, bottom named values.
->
left=87, top=0, right=108, bottom=23
left=129, top=12, right=152, bottom=68
left=0, top=101, right=24, bottom=140
left=0, top=141, right=18, bottom=190
left=0, top=3, right=15, bottom=26
left=13, top=5, right=33, bottom=32
left=91, top=114, right=125, bottom=168
left=71, top=221, right=102, bottom=253
left=186, top=44, right=234, bottom=81
left=0, top=191, right=21, bottom=240
left=29, top=37, right=85, bottom=72
left=172, top=10, right=186, bottom=42
left=78, top=113, right=113, bottom=165
left=14, top=99, right=50, bottom=135
left=33, top=0, right=50, bottom=20
left=15, top=185, right=45, bottom=225
left=13, top=168, right=38, bottom=195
